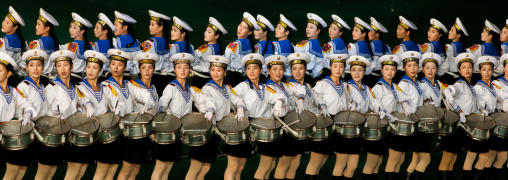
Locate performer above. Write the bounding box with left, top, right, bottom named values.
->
left=347, top=17, right=375, bottom=86
left=442, top=18, right=469, bottom=85
left=295, top=13, right=327, bottom=79
left=368, top=17, right=391, bottom=77
left=255, top=14, right=274, bottom=58
left=321, top=14, right=350, bottom=81
left=467, top=20, right=503, bottom=77
left=60, top=13, right=93, bottom=84
left=168, top=16, right=195, bottom=88
left=1, top=6, right=26, bottom=68
left=502, top=20, right=508, bottom=55
left=420, top=18, right=450, bottom=78
left=112, top=11, right=141, bottom=78
left=92, top=13, right=116, bottom=56
left=274, top=14, right=297, bottom=78
left=392, top=16, right=421, bottom=82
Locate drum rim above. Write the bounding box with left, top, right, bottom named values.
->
left=34, top=119, right=71, bottom=136
left=217, top=115, right=250, bottom=132
left=153, top=113, right=182, bottom=133
left=334, top=110, right=366, bottom=125
left=97, top=112, right=121, bottom=130
left=490, top=112, right=508, bottom=127
left=0, top=120, right=33, bottom=134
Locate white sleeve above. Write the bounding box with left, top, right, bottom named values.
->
left=12, top=87, right=37, bottom=118
left=229, top=85, right=246, bottom=109
left=191, top=86, right=215, bottom=113
left=128, top=82, right=154, bottom=106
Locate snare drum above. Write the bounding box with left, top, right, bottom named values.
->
left=181, top=113, right=213, bottom=146
left=0, top=120, right=34, bottom=150
left=216, top=114, right=249, bottom=145
left=334, top=110, right=366, bottom=138
left=489, top=112, right=508, bottom=138
left=415, top=105, right=444, bottom=133
left=437, top=109, right=459, bottom=136
left=362, top=113, right=389, bottom=141
left=150, top=113, right=181, bottom=144
left=310, top=113, right=334, bottom=141
left=283, top=111, right=316, bottom=140
left=34, top=116, right=71, bottom=147
left=96, top=112, right=122, bottom=144
left=250, top=118, right=283, bottom=142
left=463, top=113, right=496, bottom=141
left=67, top=113, right=100, bottom=146
left=389, top=112, right=420, bottom=136
left=121, top=113, right=154, bottom=139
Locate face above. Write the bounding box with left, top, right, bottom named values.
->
left=422, top=62, right=437, bottom=79
left=291, top=64, right=306, bottom=81
left=109, top=60, right=126, bottom=77
left=171, top=26, right=185, bottom=41
left=328, top=23, right=342, bottom=40
left=139, top=63, right=154, bottom=80
left=368, top=30, right=378, bottom=41
left=113, top=21, right=127, bottom=36
left=501, top=27, right=508, bottom=43
left=246, top=64, right=261, bottom=80
left=204, top=27, right=218, bottom=42
left=396, top=25, right=408, bottom=39
left=268, top=65, right=284, bottom=82
left=481, top=28, right=492, bottom=42
left=1, top=16, right=16, bottom=34
left=254, top=28, right=267, bottom=40
left=149, top=20, right=163, bottom=36
left=85, top=62, right=101, bottom=80
left=69, top=23, right=84, bottom=39
left=209, top=66, right=225, bottom=82
left=459, top=62, right=473, bottom=78
left=504, top=63, right=508, bottom=75
left=0, top=64, right=12, bottom=83
left=448, top=26, right=460, bottom=40
left=381, top=65, right=396, bottom=80
left=94, top=23, right=106, bottom=38
left=27, top=60, right=44, bottom=79
left=404, top=61, right=418, bottom=78
left=174, top=63, right=189, bottom=79
left=479, top=64, right=493, bottom=81
left=237, top=21, right=251, bottom=39
left=350, top=65, right=365, bottom=82
left=56, top=61, right=72, bottom=79
left=428, top=27, right=442, bottom=42
left=330, top=62, right=345, bottom=78
left=306, top=23, right=320, bottom=38
left=352, top=27, right=365, bottom=41
left=35, top=19, right=49, bottom=36
left=275, top=24, right=289, bottom=39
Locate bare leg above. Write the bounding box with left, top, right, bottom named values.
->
left=127, top=165, right=141, bottom=180
left=186, top=159, right=203, bottom=180
left=47, top=166, right=58, bottom=180
left=333, top=153, right=349, bottom=176
left=274, top=156, right=291, bottom=179
left=394, top=152, right=406, bottom=173
left=406, top=152, right=419, bottom=173
left=77, top=164, right=88, bottom=179
left=385, top=149, right=402, bottom=172
left=64, top=162, right=82, bottom=180
left=151, top=160, right=173, bottom=180
left=474, top=152, right=488, bottom=170
left=463, top=151, right=477, bottom=171
left=285, top=155, right=302, bottom=179
left=105, top=164, right=119, bottom=180
left=264, top=158, right=277, bottom=180
left=196, top=163, right=211, bottom=180
left=254, top=155, right=275, bottom=179
left=485, top=150, right=497, bottom=168
left=93, top=162, right=109, bottom=180
left=35, top=163, right=51, bottom=180
left=161, top=162, right=174, bottom=180
left=374, top=155, right=384, bottom=174
left=415, top=152, right=431, bottom=172
left=15, top=166, right=28, bottom=180
left=305, top=152, right=327, bottom=175
left=3, top=163, right=21, bottom=180
left=493, top=151, right=508, bottom=169
left=439, top=151, right=455, bottom=171
left=118, top=161, right=135, bottom=180
left=224, top=156, right=240, bottom=180
left=236, top=158, right=247, bottom=180
left=343, top=154, right=359, bottom=178
left=363, top=153, right=380, bottom=174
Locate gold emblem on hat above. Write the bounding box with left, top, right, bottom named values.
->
left=73, top=16, right=75, bottom=19
left=355, top=57, right=359, bottom=60
left=296, top=53, right=300, bottom=57
left=411, top=53, right=414, bottom=56
left=430, top=54, right=434, bottom=58
left=34, top=50, right=38, bottom=55
left=60, top=51, right=63, bottom=55
left=118, top=51, right=121, bottom=55
left=466, top=54, right=469, bottom=57
left=182, top=54, right=185, bottom=58
left=149, top=12, right=151, bottom=15
left=258, top=17, right=260, bottom=20
left=390, top=56, right=393, bottom=59
left=250, top=55, right=253, bottom=59
left=92, top=53, right=96, bottom=57
left=215, top=57, right=219, bottom=61
left=309, top=14, right=312, bottom=17
left=487, top=58, right=490, bottom=61
left=145, top=54, right=149, bottom=58
left=10, top=10, right=13, bottom=14
left=338, top=56, right=342, bottom=59
left=277, top=57, right=280, bottom=60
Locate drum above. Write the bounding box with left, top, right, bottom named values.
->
left=415, top=105, right=444, bottom=133
left=334, top=110, right=366, bottom=138
left=121, top=113, right=154, bottom=139
left=34, top=116, right=71, bottom=147
left=283, top=111, right=316, bottom=140
left=0, top=120, right=34, bottom=150
left=96, top=112, right=122, bottom=144
left=67, top=113, right=100, bottom=146
left=150, top=113, right=181, bottom=144
left=490, top=112, right=508, bottom=138
left=362, top=113, right=389, bottom=141
left=216, top=114, right=250, bottom=145
left=250, top=118, right=283, bottom=142
left=389, top=112, right=420, bottom=136
left=463, top=113, right=496, bottom=141
left=310, top=113, right=334, bottom=141
left=180, top=113, right=213, bottom=146
left=437, top=109, right=459, bottom=136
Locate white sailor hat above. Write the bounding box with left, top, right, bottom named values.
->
left=173, top=16, right=193, bottom=32
left=346, top=56, right=371, bottom=68
left=22, top=49, right=48, bottom=63
left=71, top=13, right=92, bottom=28
left=279, top=14, right=297, bottom=31
left=354, top=17, right=373, bottom=31
left=331, top=14, right=350, bottom=30
left=169, top=53, right=195, bottom=64
left=400, top=51, right=422, bottom=63
left=379, top=55, right=402, bottom=67
left=430, top=18, right=448, bottom=33
left=265, top=55, right=288, bottom=67
left=370, top=17, right=387, bottom=33
left=287, top=53, right=310, bottom=65
left=307, top=13, right=327, bottom=28
left=241, top=53, right=264, bottom=68
left=50, top=50, right=76, bottom=64
left=39, top=8, right=59, bottom=26
left=399, top=16, right=417, bottom=30
left=207, top=55, right=230, bottom=69
left=107, top=49, right=132, bottom=63
left=500, top=54, right=508, bottom=66
left=505, top=19, right=508, bottom=29
left=98, top=13, right=117, bottom=31
left=209, top=17, right=227, bottom=34
left=476, top=56, right=497, bottom=68
left=148, top=10, right=170, bottom=21
left=114, top=11, right=136, bottom=24
left=242, top=12, right=259, bottom=31
left=326, top=54, right=349, bottom=64
left=7, top=6, right=24, bottom=26
left=135, top=52, right=160, bottom=65
left=420, top=53, right=442, bottom=67
left=454, top=17, right=468, bottom=36
left=0, top=51, right=18, bottom=68
left=257, top=14, right=274, bottom=31
left=454, top=53, right=477, bottom=66
left=485, top=19, right=501, bottom=34
left=84, top=50, right=109, bottom=67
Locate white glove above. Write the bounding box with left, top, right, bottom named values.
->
left=235, top=107, right=245, bottom=121
left=115, top=101, right=125, bottom=117
left=140, top=102, right=154, bottom=114
left=165, top=107, right=172, bottom=115
left=443, top=89, right=454, bottom=106
left=378, top=110, right=386, bottom=119
left=296, top=99, right=304, bottom=114
left=272, top=100, right=283, bottom=117
left=320, top=105, right=329, bottom=117
left=481, top=110, right=489, bottom=117
left=402, top=102, right=412, bottom=116
left=85, top=103, right=94, bottom=118
left=459, top=113, right=466, bottom=123
left=22, top=111, right=32, bottom=126
left=53, top=110, right=61, bottom=117
left=386, top=113, right=398, bottom=122
left=503, top=103, right=508, bottom=113
left=205, top=111, right=214, bottom=121
left=347, top=101, right=357, bottom=111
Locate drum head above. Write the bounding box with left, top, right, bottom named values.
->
left=181, top=113, right=211, bottom=135
left=391, top=112, right=419, bottom=123
left=314, top=114, right=333, bottom=128
left=0, top=120, right=32, bottom=135
left=122, top=113, right=153, bottom=123
left=364, top=113, right=388, bottom=128
left=36, top=116, right=71, bottom=134
left=153, top=113, right=181, bottom=133
left=217, top=115, right=250, bottom=133
left=466, top=113, right=496, bottom=129
left=334, top=111, right=365, bottom=125
left=490, top=112, right=508, bottom=127
left=415, top=105, right=444, bottom=123
left=443, top=109, right=459, bottom=124
left=250, top=118, right=282, bottom=130
left=96, top=112, right=120, bottom=129
left=284, top=111, right=316, bottom=129
left=67, top=113, right=100, bottom=134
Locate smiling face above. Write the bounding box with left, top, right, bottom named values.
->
left=246, top=64, right=261, bottom=81
left=85, top=62, right=101, bottom=80
left=381, top=65, right=396, bottom=80
left=328, top=23, right=342, bottom=40
left=139, top=63, right=154, bottom=81
left=268, top=64, right=284, bottom=82
left=459, top=62, right=473, bottom=79
left=35, top=19, right=50, bottom=36
left=306, top=23, right=320, bottom=38
left=56, top=61, right=72, bottom=79
left=174, top=63, right=190, bottom=79
left=210, top=66, right=225, bottom=82
left=109, top=60, right=126, bottom=78
left=149, top=20, right=163, bottom=36
left=350, top=65, right=365, bottom=83
left=330, top=62, right=345, bottom=78
left=237, top=21, right=252, bottom=39
left=480, top=64, right=493, bottom=81
left=69, top=23, right=84, bottom=39
left=404, top=61, right=418, bottom=78
left=291, top=64, right=306, bottom=82
left=428, top=27, right=442, bottom=42
left=422, top=61, right=437, bottom=79
left=1, top=16, right=16, bottom=34
left=27, top=60, right=44, bottom=79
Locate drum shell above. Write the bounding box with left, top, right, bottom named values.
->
left=122, top=113, right=154, bottom=139
left=150, top=113, right=181, bottom=145
left=464, top=113, right=495, bottom=141
left=0, top=121, right=34, bottom=150
left=310, top=113, right=334, bottom=141
left=216, top=115, right=249, bottom=145
left=33, top=116, right=71, bottom=147
left=415, top=105, right=444, bottom=133
left=180, top=113, right=212, bottom=146
left=97, top=112, right=122, bottom=144
left=438, top=109, right=459, bottom=136
left=334, top=111, right=366, bottom=138
left=68, top=114, right=100, bottom=146
left=250, top=118, right=283, bottom=142
left=389, top=112, right=419, bottom=136
left=284, top=111, right=317, bottom=140
left=362, top=113, right=389, bottom=141
left=490, top=112, right=508, bottom=138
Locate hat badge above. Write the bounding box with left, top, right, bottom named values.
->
left=250, top=55, right=253, bottom=59
left=338, top=56, right=342, bottom=59
left=182, top=54, right=185, bottom=58
left=73, top=16, right=75, bottom=19
left=117, top=51, right=121, bottom=55
left=487, top=58, right=490, bottom=61
left=411, top=53, right=414, bottom=56
left=355, top=57, right=359, bottom=60
left=145, top=54, right=149, bottom=58
left=149, top=12, right=151, bottom=15
left=277, top=57, right=281, bottom=60
left=466, top=54, right=469, bottom=57
left=92, top=53, right=96, bottom=57
left=215, top=57, right=219, bottom=61
left=10, top=10, right=13, bottom=14
left=296, top=53, right=300, bottom=57
left=34, top=50, right=38, bottom=55
left=257, top=17, right=260, bottom=20
left=309, top=14, right=312, bottom=17
left=430, top=54, right=434, bottom=58
left=60, top=51, right=63, bottom=55
left=390, top=56, right=393, bottom=60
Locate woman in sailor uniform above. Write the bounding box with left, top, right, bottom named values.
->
left=0, top=51, right=37, bottom=180
left=368, top=17, right=392, bottom=77
left=304, top=54, right=348, bottom=180
left=295, top=13, right=327, bottom=79
left=392, top=16, right=421, bottom=83
left=262, top=55, right=305, bottom=180
left=154, top=53, right=215, bottom=180
left=274, top=14, right=298, bottom=79
left=112, top=11, right=141, bottom=79
left=322, top=15, right=350, bottom=59
left=255, top=14, right=274, bottom=83
left=188, top=55, right=245, bottom=180
left=192, top=17, right=227, bottom=89
left=347, top=17, right=375, bottom=86
left=501, top=20, right=508, bottom=55
left=1, top=6, right=26, bottom=69
left=92, top=13, right=116, bottom=57
left=467, top=20, right=503, bottom=77
left=442, top=53, right=479, bottom=179
left=60, top=13, right=93, bottom=84
left=442, top=18, right=469, bottom=85
left=224, top=12, right=258, bottom=87
left=167, top=16, right=195, bottom=88
left=29, top=8, right=60, bottom=85
left=421, top=19, right=450, bottom=79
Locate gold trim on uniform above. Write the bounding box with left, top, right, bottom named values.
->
left=115, top=17, right=124, bottom=24
left=431, top=24, right=441, bottom=31
left=173, top=23, right=183, bottom=30
left=0, top=59, right=10, bottom=66
left=330, top=59, right=346, bottom=64
left=506, top=25, right=508, bottom=29
left=459, top=58, right=474, bottom=64
left=290, top=60, right=307, bottom=65
left=140, top=59, right=156, bottom=64
left=87, top=57, right=104, bottom=67
left=242, top=18, right=253, bottom=28
left=479, top=62, right=494, bottom=68
left=485, top=26, right=491, bottom=32
left=55, top=56, right=72, bottom=63
left=72, top=20, right=83, bottom=28
left=174, top=59, right=190, bottom=64
left=97, top=19, right=106, bottom=26
left=7, top=13, right=18, bottom=24
left=453, top=23, right=461, bottom=31
left=355, top=23, right=365, bottom=30
left=403, top=57, right=419, bottom=63
left=245, top=59, right=262, bottom=66
left=382, top=61, right=398, bottom=66
left=332, top=21, right=343, bottom=29
left=370, top=23, right=379, bottom=32
left=399, top=22, right=408, bottom=30
left=423, top=58, right=438, bottom=65
left=279, top=21, right=288, bottom=28
left=110, top=55, right=127, bottom=63
left=504, top=59, right=508, bottom=65
left=257, top=21, right=267, bottom=30
left=208, top=24, right=218, bottom=31
left=27, top=56, right=45, bottom=62
left=268, top=61, right=284, bottom=66
left=308, top=19, right=319, bottom=26
left=349, top=61, right=366, bottom=67
left=39, top=15, right=48, bottom=23
left=150, top=16, right=160, bottom=21
left=210, top=62, right=228, bottom=69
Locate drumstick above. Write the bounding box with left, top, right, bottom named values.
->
left=110, top=101, right=119, bottom=127
left=161, top=99, right=172, bottom=124
left=376, top=107, right=380, bottom=128
left=71, top=128, right=89, bottom=134
left=230, top=101, right=238, bottom=128
left=274, top=116, right=300, bottom=138
left=57, top=105, right=63, bottom=132
left=250, top=123, right=269, bottom=129
left=78, top=100, right=97, bottom=129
